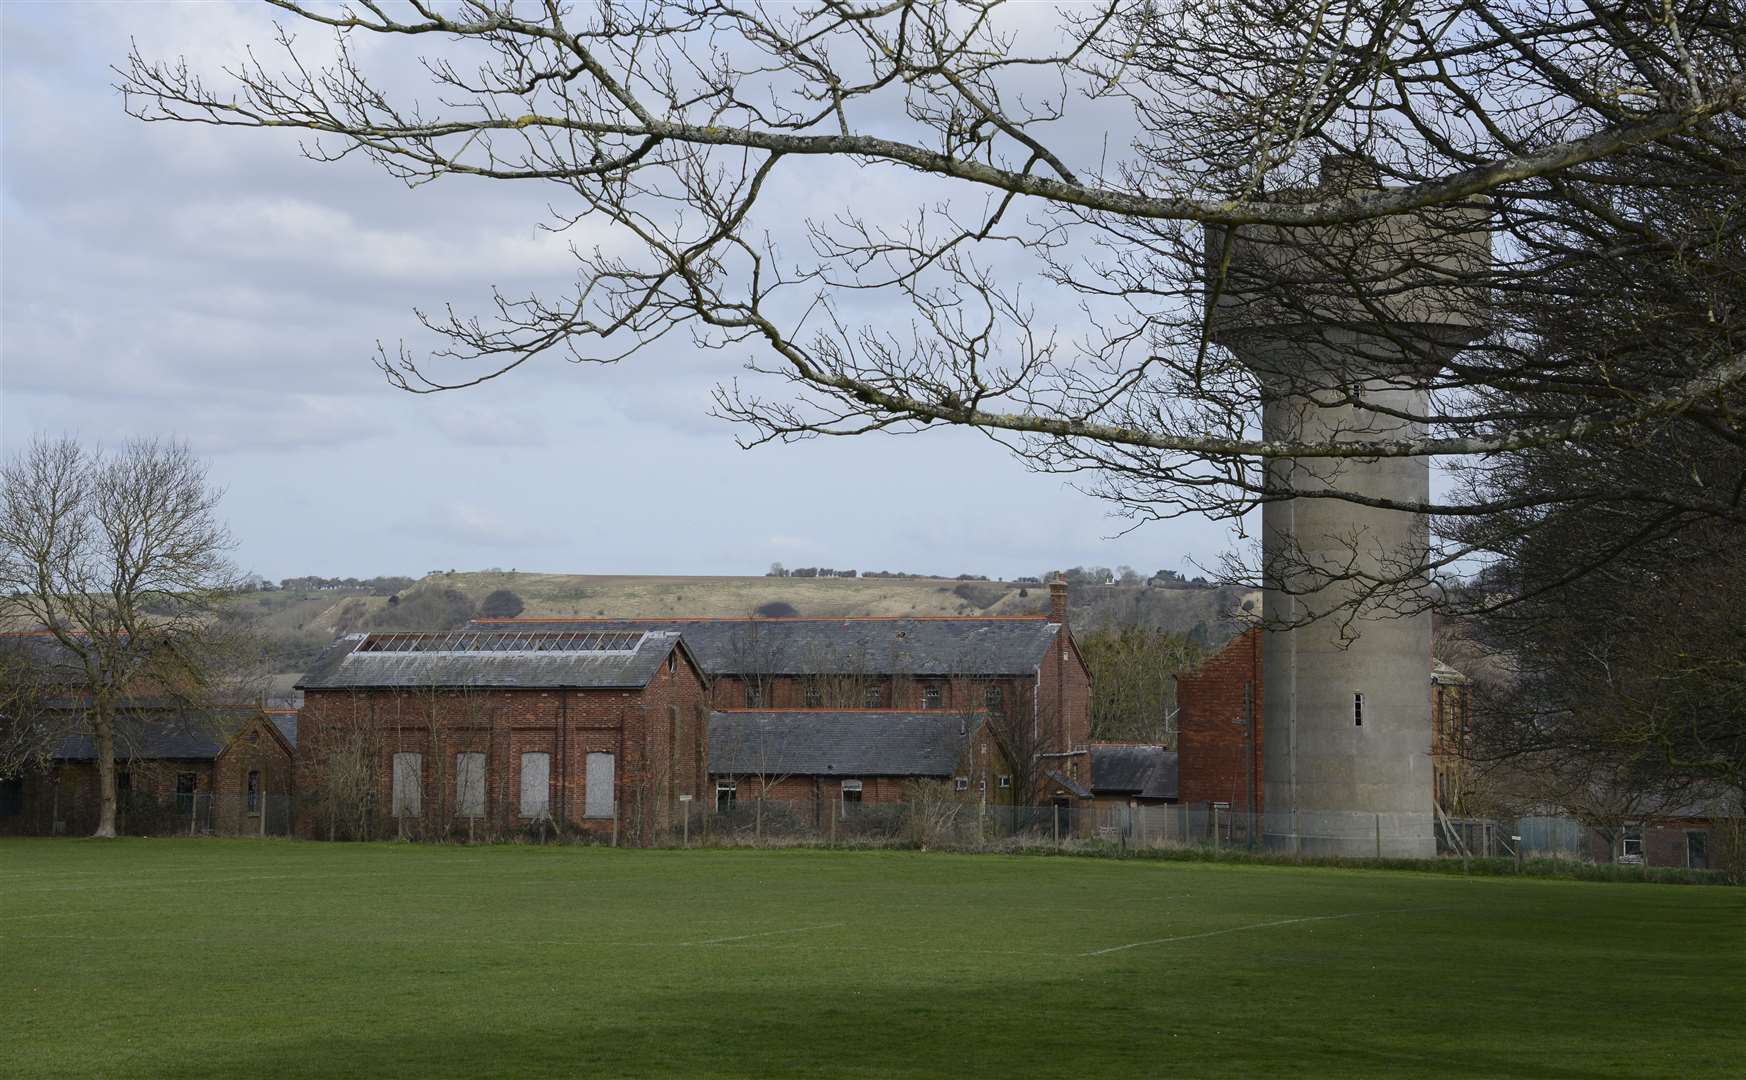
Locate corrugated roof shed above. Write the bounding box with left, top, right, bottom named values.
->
left=297, top=630, right=684, bottom=690
left=472, top=618, right=1059, bottom=677
left=709, top=710, right=975, bottom=777
left=1089, top=744, right=1178, bottom=800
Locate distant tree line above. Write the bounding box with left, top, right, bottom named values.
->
left=764, top=562, right=1210, bottom=587
left=277, top=575, right=417, bottom=595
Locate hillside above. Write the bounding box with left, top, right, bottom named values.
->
left=256, top=571, right=1253, bottom=667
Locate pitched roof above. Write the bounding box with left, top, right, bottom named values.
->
left=472, top=617, right=1061, bottom=677
left=297, top=630, right=686, bottom=690
left=1046, top=769, right=1092, bottom=799
left=1089, top=744, right=1179, bottom=800
left=52, top=712, right=239, bottom=762
left=268, top=711, right=298, bottom=749
left=709, top=710, right=975, bottom=777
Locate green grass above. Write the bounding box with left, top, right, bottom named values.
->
left=2, top=841, right=1741, bottom=1079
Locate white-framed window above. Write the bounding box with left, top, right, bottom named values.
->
left=716, top=779, right=737, bottom=813
left=954, top=777, right=969, bottom=792
left=841, top=779, right=863, bottom=806
left=804, top=683, right=823, bottom=707
left=997, top=775, right=1011, bottom=789
left=922, top=683, right=943, bottom=709
left=391, top=752, right=422, bottom=818
left=1353, top=692, right=1365, bottom=727
left=983, top=683, right=1004, bottom=712
left=864, top=684, right=883, bottom=708
left=744, top=683, right=764, bottom=708
left=520, top=752, right=551, bottom=819
left=1621, top=823, right=1644, bottom=863
left=584, top=752, right=615, bottom=819
left=456, top=752, right=486, bottom=818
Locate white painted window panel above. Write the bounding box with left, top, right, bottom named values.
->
left=391, top=752, right=422, bottom=817
left=585, top=752, right=615, bottom=818
left=456, top=753, right=486, bottom=818
left=520, top=752, right=551, bottom=818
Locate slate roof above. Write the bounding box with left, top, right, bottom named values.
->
left=269, top=711, right=298, bottom=749
left=1047, top=769, right=1092, bottom=799
left=51, top=711, right=257, bottom=762
left=709, top=711, right=975, bottom=777
left=1089, top=744, right=1179, bottom=800
left=472, top=617, right=1061, bottom=677
left=297, top=630, right=685, bottom=690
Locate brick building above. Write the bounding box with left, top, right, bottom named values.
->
left=707, top=709, right=999, bottom=809
left=481, top=577, right=1093, bottom=804
left=0, top=706, right=295, bottom=837
left=1174, top=628, right=1265, bottom=817
left=294, top=628, right=710, bottom=842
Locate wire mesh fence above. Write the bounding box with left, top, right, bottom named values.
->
left=4, top=789, right=1732, bottom=877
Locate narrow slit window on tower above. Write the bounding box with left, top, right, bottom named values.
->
left=1353, top=692, right=1365, bottom=727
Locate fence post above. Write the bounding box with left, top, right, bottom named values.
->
left=261, top=797, right=268, bottom=840
left=1053, top=805, right=1060, bottom=848
left=828, top=796, right=837, bottom=848
left=188, top=795, right=198, bottom=838
left=611, top=800, right=619, bottom=848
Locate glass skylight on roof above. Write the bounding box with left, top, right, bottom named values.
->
left=355, top=631, right=643, bottom=654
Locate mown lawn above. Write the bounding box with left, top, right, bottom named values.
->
left=1, top=840, right=1740, bottom=1079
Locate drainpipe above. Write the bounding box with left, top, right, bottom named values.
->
left=558, top=689, right=569, bottom=832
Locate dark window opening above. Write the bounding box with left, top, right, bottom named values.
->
left=983, top=683, right=1004, bottom=712
left=175, top=773, right=197, bottom=816
left=841, top=780, right=863, bottom=808
left=246, top=770, right=261, bottom=813
left=922, top=683, right=943, bottom=710
left=744, top=684, right=764, bottom=708
left=1353, top=692, right=1364, bottom=727
left=0, top=777, right=22, bottom=817
left=864, top=684, right=883, bottom=708
left=1687, top=831, right=1709, bottom=870
left=716, top=781, right=737, bottom=813
left=804, top=683, right=823, bottom=708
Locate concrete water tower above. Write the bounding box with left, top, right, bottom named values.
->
left=1207, top=158, right=1490, bottom=856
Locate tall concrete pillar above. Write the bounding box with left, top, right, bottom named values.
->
left=1207, top=159, right=1489, bottom=857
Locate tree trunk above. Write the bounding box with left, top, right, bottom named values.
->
left=93, top=701, right=117, bottom=839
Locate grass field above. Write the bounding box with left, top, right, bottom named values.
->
left=2, top=841, right=1741, bottom=1079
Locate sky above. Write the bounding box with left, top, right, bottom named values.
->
left=0, top=3, right=1235, bottom=584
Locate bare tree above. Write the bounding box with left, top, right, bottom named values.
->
left=0, top=639, right=65, bottom=782
left=308, top=690, right=384, bottom=841
left=982, top=687, right=1049, bottom=810
left=0, top=436, right=241, bottom=837
left=120, top=3, right=1746, bottom=613
left=1080, top=626, right=1202, bottom=745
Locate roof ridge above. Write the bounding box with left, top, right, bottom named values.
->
left=471, top=617, right=1047, bottom=624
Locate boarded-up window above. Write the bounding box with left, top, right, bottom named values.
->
left=520, top=752, right=551, bottom=819
left=456, top=753, right=486, bottom=818
left=585, top=752, right=614, bottom=818
left=391, top=752, right=422, bottom=817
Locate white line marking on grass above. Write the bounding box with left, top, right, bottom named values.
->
left=685, top=922, right=845, bottom=946
left=1081, top=906, right=1432, bottom=957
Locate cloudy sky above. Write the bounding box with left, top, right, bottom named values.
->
left=0, top=3, right=1233, bottom=583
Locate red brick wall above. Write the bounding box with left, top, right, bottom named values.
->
left=1176, top=629, right=1264, bottom=811
left=213, top=716, right=294, bottom=836
left=295, top=642, right=709, bottom=843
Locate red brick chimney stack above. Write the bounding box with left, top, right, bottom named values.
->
left=1048, top=573, right=1069, bottom=626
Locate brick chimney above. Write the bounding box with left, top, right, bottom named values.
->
left=1048, top=574, right=1069, bottom=626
